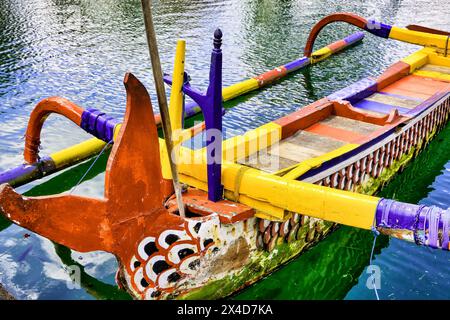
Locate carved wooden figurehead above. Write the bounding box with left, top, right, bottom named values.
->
left=0, top=73, right=222, bottom=299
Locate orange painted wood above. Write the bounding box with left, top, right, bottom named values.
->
left=273, top=98, right=332, bottom=139
left=328, top=39, right=347, bottom=53
left=332, top=100, right=406, bottom=126
left=305, top=122, right=365, bottom=142
left=23, top=97, right=84, bottom=164
left=375, top=61, right=410, bottom=90
left=304, top=12, right=368, bottom=56
left=166, top=189, right=255, bottom=224
left=0, top=73, right=178, bottom=271
left=406, top=24, right=450, bottom=36
left=255, top=66, right=288, bottom=86
left=0, top=185, right=110, bottom=252
left=381, top=75, right=450, bottom=100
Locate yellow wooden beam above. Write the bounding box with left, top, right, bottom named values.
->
left=389, top=26, right=449, bottom=50
left=169, top=40, right=186, bottom=134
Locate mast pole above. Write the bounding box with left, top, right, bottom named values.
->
left=141, top=0, right=185, bottom=217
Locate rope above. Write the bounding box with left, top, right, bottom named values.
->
left=0, top=234, right=32, bottom=260
left=428, top=207, right=441, bottom=249
left=370, top=218, right=380, bottom=300
left=232, top=166, right=250, bottom=202
left=413, top=205, right=426, bottom=245
left=445, top=36, right=449, bottom=57
left=69, top=140, right=113, bottom=194
left=380, top=199, right=393, bottom=227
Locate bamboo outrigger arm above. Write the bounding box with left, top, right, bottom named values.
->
left=304, top=12, right=450, bottom=57
left=23, top=98, right=119, bottom=164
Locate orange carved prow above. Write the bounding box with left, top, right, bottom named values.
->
left=0, top=73, right=176, bottom=264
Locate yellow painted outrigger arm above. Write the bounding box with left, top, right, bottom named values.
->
left=303, top=12, right=450, bottom=58
left=389, top=27, right=449, bottom=52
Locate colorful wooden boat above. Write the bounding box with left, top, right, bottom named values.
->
left=0, top=12, right=449, bottom=300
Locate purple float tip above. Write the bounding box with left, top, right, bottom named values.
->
left=214, top=28, right=222, bottom=49
left=376, top=199, right=450, bottom=250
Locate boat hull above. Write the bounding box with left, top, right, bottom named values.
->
left=117, top=92, right=449, bottom=300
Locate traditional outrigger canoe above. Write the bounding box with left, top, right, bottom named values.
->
left=0, top=9, right=449, bottom=300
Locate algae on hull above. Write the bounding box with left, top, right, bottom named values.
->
left=0, top=283, right=14, bottom=300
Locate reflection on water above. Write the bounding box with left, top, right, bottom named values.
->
left=0, top=0, right=449, bottom=299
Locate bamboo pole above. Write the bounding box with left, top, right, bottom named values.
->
left=141, top=0, right=185, bottom=217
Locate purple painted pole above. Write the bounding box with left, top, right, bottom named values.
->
left=0, top=157, right=56, bottom=187
left=181, top=29, right=224, bottom=202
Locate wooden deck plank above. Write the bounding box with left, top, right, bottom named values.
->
left=269, top=142, right=324, bottom=163
left=238, top=151, right=297, bottom=173
left=420, top=64, right=450, bottom=75
left=239, top=129, right=348, bottom=172
left=320, top=115, right=381, bottom=135
left=365, top=92, right=419, bottom=109
left=282, top=130, right=346, bottom=153
left=305, top=123, right=367, bottom=142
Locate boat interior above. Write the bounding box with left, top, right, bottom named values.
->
left=236, top=49, right=450, bottom=177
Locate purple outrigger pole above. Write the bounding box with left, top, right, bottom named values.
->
left=177, top=29, right=224, bottom=202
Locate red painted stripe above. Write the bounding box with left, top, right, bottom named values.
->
left=273, top=98, right=332, bottom=139
left=327, top=39, right=347, bottom=53
left=255, top=66, right=288, bottom=87
left=381, top=75, right=450, bottom=100
left=305, top=123, right=366, bottom=142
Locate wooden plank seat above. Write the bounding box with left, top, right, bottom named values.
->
left=364, top=92, right=421, bottom=109
left=239, top=130, right=346, bottom=173
left=239, top=115, right=381, bottom=173
left=419, top=64, right=450, bottom=75
left=319, top=115, right=382, bottom=135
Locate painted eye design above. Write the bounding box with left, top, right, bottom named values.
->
left=200, top=238, right=214, bottom=251
left=157, top=230, right=190, bottom=249
left=157, top=268, right=182, bottom=289
left=137, top=236, right=157, bottom=260
left=179, top=255, right=201, bottom=275
left=187, top=221, right=202, bottom=238
left=144, top=287, right=161, bottom=300
left=129, top=255, right=141, bottom=272
left=167, top=243, right=197, bottom=265
left=145, top=255, right=171, bottom=283
left=133, top=268, right=149, bottom=292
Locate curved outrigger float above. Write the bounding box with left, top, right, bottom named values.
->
left=0, top=11, right=449, bottom=300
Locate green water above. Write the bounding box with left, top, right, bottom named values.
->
left=0, top=0, right=449, bottom=300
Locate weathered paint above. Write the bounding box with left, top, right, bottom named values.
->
left=24, top=97, right=85, bottom=164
